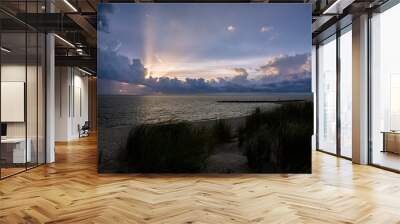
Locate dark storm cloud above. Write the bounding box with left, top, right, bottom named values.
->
left=258, top=76, right=311, bottom=92
left=98, top=48, right=146, bottom=83
left=98, top=50, right=311, bottom=94
left=144, top=77, right=215, bottom=94
left=255, top=54, right=311, bottom=92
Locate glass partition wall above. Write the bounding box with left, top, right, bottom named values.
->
left=370, top=2, right=400, bottom=171
left=0, top=3, right=46, bottom=179
left=339, top=26, right=352, bottom=159
left=0, top=31, right=27, bottom=177
left=316, top=25, right=352, bottom=159
left=317, top=35, right=337, bottom=155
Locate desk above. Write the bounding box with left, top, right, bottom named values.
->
left=1, top=138, right=31, bottom=163
left=382, top=131, right=400, bottom=154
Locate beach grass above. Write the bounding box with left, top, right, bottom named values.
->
left=239, top=102, right=313, bottom=173
left=125, top=122, right=213, bottom=172
left=123, top=101, right=313, bottom=173
left=212, top=119, right=233, bottom=144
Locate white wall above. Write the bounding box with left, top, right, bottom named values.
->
left=1, top=63, right=46, bottom=164
left=1, top=65, right=26, bottom=139
left=55, top=67, right=70, bottom=141
left=55, top=67, right=89, bottom=141
left=1, top=65, right=41, bottom=137
left=1, top=82, right=25, bottom=122
left=71, top=73, right=89, bottom=138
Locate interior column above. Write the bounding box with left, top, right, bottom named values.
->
left=352, top=14, right=369, bottom=164
left=46, top=1, right=55, bottom=163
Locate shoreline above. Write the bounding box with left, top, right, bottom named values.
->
left=216, top=100, right=305, bottom=103
left=101, top=115, right=250, bottom=131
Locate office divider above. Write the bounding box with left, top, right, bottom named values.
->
left=0, top=1, right=46, bottom=179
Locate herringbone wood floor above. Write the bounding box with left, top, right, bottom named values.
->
left=1, top=135, right=400, bottom=224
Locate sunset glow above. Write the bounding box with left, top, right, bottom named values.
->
left=98, top=4, right=311, bottom=95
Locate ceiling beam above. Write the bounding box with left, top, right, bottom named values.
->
left=67, top=13, right=97, bottom=46
left=55, top=55, right=96, bottom=71
left=322, top=0, right=356, bottom=14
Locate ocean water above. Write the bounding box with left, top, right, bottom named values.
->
left=98, top=93, right=312, bottom=128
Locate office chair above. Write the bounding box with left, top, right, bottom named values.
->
left=79, top=121, right=90, bottom=138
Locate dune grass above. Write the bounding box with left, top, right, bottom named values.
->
left=239, top=102, right=313, bottom=173
left=123, top=102, right=313, bottom=173
left=212, top=119, right=233, bottom=144
left=125, top=122, right=214, bottom=173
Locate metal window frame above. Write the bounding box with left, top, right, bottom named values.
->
left=316, top=0, right=400, bottom=172
left=0, top=0, right=47, bottom=180
left=367, top=0, right=400, bottom=173
left=315, top=20, right=353, bottom=161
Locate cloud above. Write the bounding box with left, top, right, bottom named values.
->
left=233, top=68, right=248, bottom=75
left=260, top=66, right=279, bottom=76
left=268, top=32, right=279, bottom=41
left=98, top=49, right=311, bottom=94
left=155, top=54, right=164, bottom=63
left=230, top=68, right=250, bottom=85
left=98, top=79, right=152, bottom=95
left=254, top=53, right=311, bottom=92
left=98, top=48, right=146, bottom=83
left=227, top=25, right=236, bottom=32
left=143, top=76, right=216, bottom=94
left=257, top=78, right=311, bottom=92
left=258, top=53, right=311, bottom=78
left=98, top=4, right=115, bottom=33
left=260, top=26, right=270, bottom=33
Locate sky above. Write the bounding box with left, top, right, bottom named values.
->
left=98, top=3, right=312, bottom=95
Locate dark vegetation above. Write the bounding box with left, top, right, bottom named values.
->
left=239, top=102, right=313, bottom=173
left=123, top=102, right=313, bottom=173
left=125, top=122, right=213, bottom=172
left=123, top=119, right=234, bottom=173
left=212, top=119, right=232, bottom=144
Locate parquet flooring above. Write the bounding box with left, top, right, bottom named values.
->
left=1, top=135, right=400, bottom=223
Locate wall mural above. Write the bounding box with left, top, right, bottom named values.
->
left=98, top=3, right=313, bottom=173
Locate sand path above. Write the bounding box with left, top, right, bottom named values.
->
left=205, top=139, right=250, bottom=173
